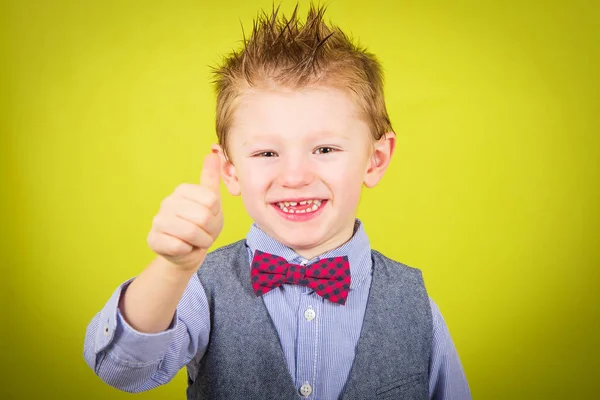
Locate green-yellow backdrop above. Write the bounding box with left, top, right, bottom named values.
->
left=1, top=0, right=598, bottom=398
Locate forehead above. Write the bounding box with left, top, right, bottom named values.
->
left=228, top=85, right=369, bottom=141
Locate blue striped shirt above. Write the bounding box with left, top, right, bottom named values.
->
left=84, top=220, right=470, bottom=399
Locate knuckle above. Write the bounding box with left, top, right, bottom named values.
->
left=159, top=195, right=173, bottom=210
left=197, top=235, right=213, bottom=251
left=167, top=239, right=188, bottom=255
left=151, top=214, right=162, bottom=229
left=146, top=231, right=156, bottom=248
left=197, top=186, right=218, bottom=208
left=196, top=207, right=211, bottom=227
left=181, top=224, right=199, bottom=242
left=208, top=193, right=220, bottom=210
left=152, top=215, right=171, bottom=233
left=174, top=183, right=192, bottom=195
left=149, top=232, right=172, bottom=254
left=204, top=189, right=216, bottom=204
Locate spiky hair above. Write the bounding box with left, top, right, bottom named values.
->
left=212, top=4, right=393, bottom=153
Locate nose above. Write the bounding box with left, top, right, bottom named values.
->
left=277, top=154, right=313, bottom=188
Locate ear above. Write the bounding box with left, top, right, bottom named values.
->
left=211, top=144, right=241, bottom=196
left=363, top=132, right=396, bottom=188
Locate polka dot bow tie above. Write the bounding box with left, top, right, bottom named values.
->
left=250, top=250, right=351, bottom=305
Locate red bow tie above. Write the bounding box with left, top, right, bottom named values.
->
left=250, top=250, right=351, bottom=305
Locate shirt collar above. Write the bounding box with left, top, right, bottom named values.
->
left=245, top=219, right=372, bottom=290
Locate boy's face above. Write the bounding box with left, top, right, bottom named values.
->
left=216, top=85, right=395, bottom=258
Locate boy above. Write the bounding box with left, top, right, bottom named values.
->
left=84, top=5, right=470, bottom=399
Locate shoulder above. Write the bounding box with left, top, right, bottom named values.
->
left=196, top=240, right=250, bottom=298
left=428, top=297, right=450, bottom=339
left=196, top=239, right=247, bottom=280
left=200, top=240, right=246, bottom=268
left=371, top=249, right=425, bottom=285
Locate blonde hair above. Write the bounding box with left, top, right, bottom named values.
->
left=212, top=4, right=393, bottom=154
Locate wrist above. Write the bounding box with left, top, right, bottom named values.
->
left=153, top=256, right=198, bottom=283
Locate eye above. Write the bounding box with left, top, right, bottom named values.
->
left=252, top=151, right=278, bottom=157
left=314, top=147, right=337, bottom=155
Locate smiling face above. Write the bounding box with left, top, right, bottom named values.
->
left=216, top=85, right=395, bottom=259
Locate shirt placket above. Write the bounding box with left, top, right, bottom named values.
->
left=296, top=258, right=321, bottom=399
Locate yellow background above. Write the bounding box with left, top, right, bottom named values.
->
left=2, top=0, right=598, bottom=398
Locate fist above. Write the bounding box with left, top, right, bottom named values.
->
left=147, top=152, right=224, bottom=271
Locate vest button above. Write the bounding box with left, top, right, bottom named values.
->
left=299, top=383, right=312, bottom=397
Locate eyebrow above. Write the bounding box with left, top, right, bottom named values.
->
left=241, top=131, right=351, bottom=147
left=241, top=135, right=279, bottom=148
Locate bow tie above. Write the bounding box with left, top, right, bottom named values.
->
left=250, top=250, right=351, bottom=305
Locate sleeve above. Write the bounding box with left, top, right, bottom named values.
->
left=427, top=297, right=472, bottom=400
left=83, top=273, right=210, bottom=393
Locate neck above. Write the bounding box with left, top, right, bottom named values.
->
left=291, top=223, right=356, bottom=260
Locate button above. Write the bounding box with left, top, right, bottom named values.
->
left=103, top=324, right=110, bottom=336
left=299, top=383, right=312, bottom=397
left=304, top=307, right=316, bottom=321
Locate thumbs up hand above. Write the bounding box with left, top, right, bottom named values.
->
left=147, top=152, right=224, bottom=271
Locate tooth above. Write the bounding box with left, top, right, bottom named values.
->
left=289, top=209, right=295, bottom=213
left=314, top=200, right=321, bottom=205
left=299, top=200, right=307, bottom=205
left=284, top=202, right=290, bottom=207
left=299, top=209, right=306, bottom=213
left=283, top=207, right=288, bottom=212
left=278, top=203, right=285, bottom=209
left=311, top=205, right=318, bottom=211
left=307, top=200, right=313, bottom=204
left=290, top=201, right=297, bottom=206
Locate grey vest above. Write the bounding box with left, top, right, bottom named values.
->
left=187, top=240, right=432, bottom=399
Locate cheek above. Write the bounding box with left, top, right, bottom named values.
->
left=327, top=157, right=367, bottom=184
left=322, top=165, right=365, bottom=201
left=238, top=164, right=273, bottom=196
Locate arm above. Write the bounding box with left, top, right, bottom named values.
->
left=83, top=261, right=210, bottom=392
left=83, top=153, right=223, bottom=392
left=428, top=298, right=471, bottom=400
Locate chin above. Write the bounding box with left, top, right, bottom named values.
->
left=276, top=234, right=322, bottom=251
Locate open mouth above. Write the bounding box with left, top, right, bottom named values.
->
left=275, top=199, right=325, bottom=214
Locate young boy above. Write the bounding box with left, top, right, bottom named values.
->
left=84, top=5, right=470, bottom=399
